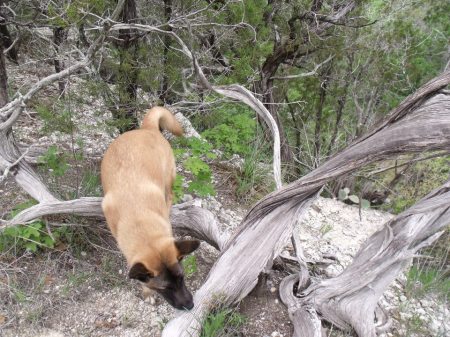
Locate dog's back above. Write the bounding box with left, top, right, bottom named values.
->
left=101, top=107, right=183, bottom=260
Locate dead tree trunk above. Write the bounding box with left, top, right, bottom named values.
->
left=0, top=50, right=7, bottom=107
left=53, top=27, right=68, bottom=95
left=291, top=180, right=450, bottom=337
left=114, top=0, right=139, bottom=132
left=0, top=0, right=18, bottom=64
left=0, top=18, right=8, bottom=107
left=161, top=72, right=450, bottom=336
left=158, top=0, right=173, bottom=103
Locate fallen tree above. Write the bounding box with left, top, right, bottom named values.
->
left=161, top=73, right=450, bottom=337
left=280, top=179, right=450, bottom=337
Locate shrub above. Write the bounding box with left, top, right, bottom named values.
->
left=201, top=307, right=246, bottom=337
left=201, top=108, right=255, bottom=158
left=173, top=137, right=216, bottom=201
left=0, top=200, right=69, bottom=254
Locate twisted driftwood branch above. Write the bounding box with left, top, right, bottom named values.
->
left=162, top=72, right=450, bottom=336
left=294, top=180, right=450, bottom=337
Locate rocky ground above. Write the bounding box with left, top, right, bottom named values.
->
left=1, top=192, right=448, bottom=337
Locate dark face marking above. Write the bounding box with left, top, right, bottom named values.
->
left=129, top=262, right=194, bottom=310
left=154, top=263, right=194, bottom=310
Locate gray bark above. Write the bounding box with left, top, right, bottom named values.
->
left=162, top=72, right=450, bottom=337
left=294, top=180, right=450, bottom=337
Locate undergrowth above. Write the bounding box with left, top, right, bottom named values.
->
left=201, top=306, right=246, bottom=337
left=0, top=200, right=71, bottom=254
left=173, top=137, right=217, bottom=201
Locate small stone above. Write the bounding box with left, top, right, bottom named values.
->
left=181, top=194, right=193, bottom=202
left=81, top=251, right=87, bottom=257
left=274, top=299, right=279, bottom=304
left=270, top=287, right=276, bottom=293
left=416, top=308, right=426, bottom=316
left=399, top=295, right=407, bottom=302
left=420, top=299, right=431, bottom=307
left=430, top=318, right=441, bottom=332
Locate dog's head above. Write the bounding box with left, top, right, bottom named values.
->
left=128, top=239, right=200, bottom=310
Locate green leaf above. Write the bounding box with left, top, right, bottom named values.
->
left=181, top=255, right=197, bottom=277
left=338, top=189, right=348, bottom=200
left=361, top=199, right=371, bottom=209
left=25, top=242, right=38, bottom=252
left=172, top=174, right=185, bottom=203
left=348, top=195, right=360, bottom=204
left=184, top=157, right=210, bottom=176
left=43, top=236, right=55, bottom=248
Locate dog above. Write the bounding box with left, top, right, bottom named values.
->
left=101, top=106, right=200, bottom=310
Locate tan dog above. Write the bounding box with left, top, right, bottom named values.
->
left=101, top=107, right=200, bottom=310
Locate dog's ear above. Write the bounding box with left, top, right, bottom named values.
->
left=175, top=239, right=200, bottom=260
left=129, top=262, right=153, bottom=282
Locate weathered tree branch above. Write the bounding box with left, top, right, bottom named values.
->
left=0, top=197, right=226, bottom=252
left=161, top=72, right=450, bottom=336
left=271, top=55, right=334, bottom=80
left=295, top=179, right=450, bottom=337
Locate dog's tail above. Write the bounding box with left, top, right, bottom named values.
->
left=141, top=107, right=183, bottom=136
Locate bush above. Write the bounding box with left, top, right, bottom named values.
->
left=173, top=137, right=217, bottom=201
left=200, top=106, right=256, bottom=158
left=0, top=200, right=69, bottom=254
left=201, top=307, right=246, bottom=337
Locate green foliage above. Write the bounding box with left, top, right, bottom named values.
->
left=38, top=145, right=69, bottom=177
left=405, top=265, right=450, bottom=301
left=36, top=104, right=75, bottom=134
left=402, top=313, right=428, bottom=336
left=172, top=174, right=185, bottom=204
left=81, top=170, right=102, bottom=197
left=184, top=157, right=216, bottom=197
left=201, top=307, right=246, bottom=337
left=202, top=111, right=256, bottom=158
left=181, top=255, right=197, bottom=278
left=338, top=187, right=370, bottom=209
left=235, top=151, right=273, bottom=204
left=383, top=156, right=450, bottom=214
left=0, top=200, right=69, bottom=254
left=173, top=138, right=217, bottom=200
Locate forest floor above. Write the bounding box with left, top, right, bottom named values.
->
left=1, top=185, right=448, bottom=337
left=0, top=62, right=448, bottom=337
